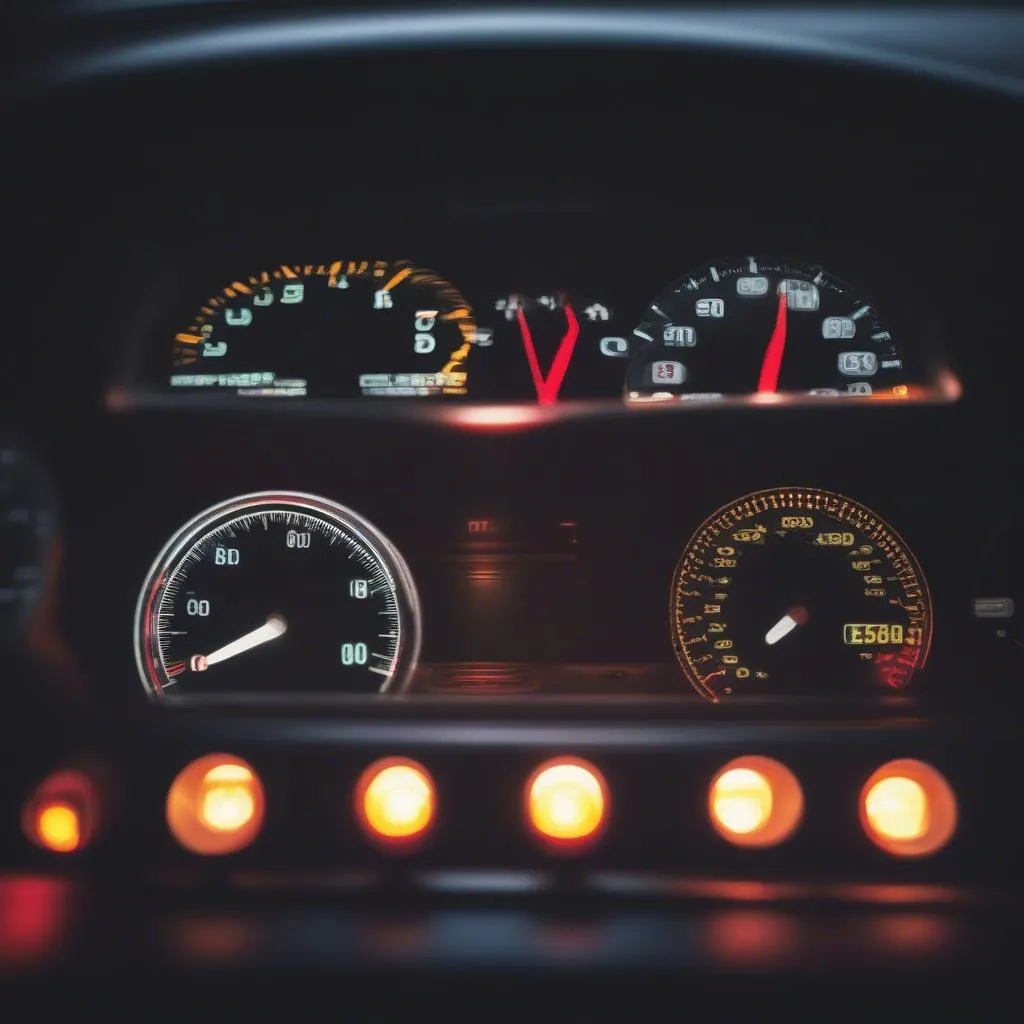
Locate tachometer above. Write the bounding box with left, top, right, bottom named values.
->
left=134, top=492, right=420, bottom=701
left=170, top=260, right=477, bottom=399
left=629, top=258, right=909, bottom=400
left=671, top=488, right=931, bottom=700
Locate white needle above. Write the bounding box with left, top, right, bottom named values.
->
left=190, top=614, right=287, bottom=672
left=764, top=606, right=808, bottom=646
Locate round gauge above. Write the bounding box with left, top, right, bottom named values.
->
left=170, top=260, right=477, bottom=400
left=0, top=439, right=57, bottom=640
left=671, top=488, right=931, bottom=701
left=134, top=492, right=421, bottom=701
left=628, top=258, right=908, bottom=400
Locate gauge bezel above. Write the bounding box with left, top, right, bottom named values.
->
left=133, top=490, right=422, bottom=703
left=669, top=486, right=933, bottom=701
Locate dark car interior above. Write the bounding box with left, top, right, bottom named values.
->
left=2, top=2, right=1023, bottom=1013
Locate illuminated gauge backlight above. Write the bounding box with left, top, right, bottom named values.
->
left=671, top=488, right=932, bottom=700
left=629, top=258, right=914, bottom=400
left=170, top=260, right=477, bottom=400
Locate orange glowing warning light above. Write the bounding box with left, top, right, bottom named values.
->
left=166, top=754, right=265, bottom=855
left=22, top=769, right=100, bottom=854
left=35, top=804, right=80, bottom=853
left=356, top=757, right=436, bottom=846
left=708, top=756, right=804, bottom=847
left=525, top=757, right=608, bottom=848
left=860, top=759, right=957, bottom=857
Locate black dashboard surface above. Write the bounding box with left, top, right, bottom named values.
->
left=2, top=2, right=1023, bottom=992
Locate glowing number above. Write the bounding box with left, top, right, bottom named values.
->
left=843, top=624, right=905, bottom=645
left=722, top=655, right=739, bottom=664
left=851, top=561, right=873, bottom=571
left=286, top=530, right=311, bottom=549
left=816, top=532, right=855, bottom=546
left=213, top=546, right=240, bottom=566
left=349, top=579, right=369, bottom=599
left=704, top=604, right=722, bottom=614
left=707, top=623, right=725, bottom=634
left=713, top=640, right=733, bottom=650
left=225, top=309, right=252, bottom=326
left=340, top=642, right=368, bottom=666
left=735, top=667, right=750, bottom=678
left=716, top=546, right=736, bottom=556
left=781, top=516, right=813, bottom=529
left=281, top=283, right=304, bottom=304
left=414, top=308, right=437, bottom=354
left=186, top=598, right=210, bottom=617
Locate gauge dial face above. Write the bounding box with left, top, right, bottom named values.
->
left=170, top=260, right=477, bottom=400
left=629, top=258, right=908, bottom=400
left=671, top=488, right=931, bottom=700
left=0, top=440, right=57, bottom=639
left=135, top=492, right=420, bottom=701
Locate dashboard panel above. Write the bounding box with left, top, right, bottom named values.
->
left=4, top=4, right=1024, bottom=996
left=2, top=41, right=1021, bottom=713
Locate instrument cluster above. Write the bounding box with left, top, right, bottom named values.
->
left=121, top=254, right=953, bottom=410
left=131, top=485, right=936, bottom=704
left=5, top=40, right=1022, bottom=717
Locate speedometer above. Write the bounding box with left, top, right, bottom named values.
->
left=671, top=488, right=931, bottom=701
left=170, top=260, right=477, bottom=399
left=134, top=492, right=421, bottom=701
left=628, top=257, right=908, bottom=400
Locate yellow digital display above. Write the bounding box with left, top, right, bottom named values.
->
left=843, top=624, right=905, bottom=645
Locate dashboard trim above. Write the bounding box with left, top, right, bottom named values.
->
left=29, top=7, right=1024, bottom=100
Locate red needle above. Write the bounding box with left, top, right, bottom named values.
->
left=539, top=302, right=580, bottom=404
left=516, top=306, right=546, bottom=402
left=515, top=301, right=582, bottom=405
left=757, top=290, right=789, bottom=393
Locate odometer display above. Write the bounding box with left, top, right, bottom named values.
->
left=134, top=492, right=420, bottom=701
left=671, top=488, right=931, bottom=700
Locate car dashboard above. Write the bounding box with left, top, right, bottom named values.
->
left=2, top=2, right=1023, bottom=1008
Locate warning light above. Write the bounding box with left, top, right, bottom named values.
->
left=166, top=754, right=265, bottom=855
left=35, top=805, right=80, bottom=853
left=708, top=756, right=804, bottom=847
left=860, top=759, right=957, bottom=857
left=525, top=757, right=608, bottom=850
left=356, top=757, right=435, bottom=848
left=22, top=769, right=99, bottom=854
